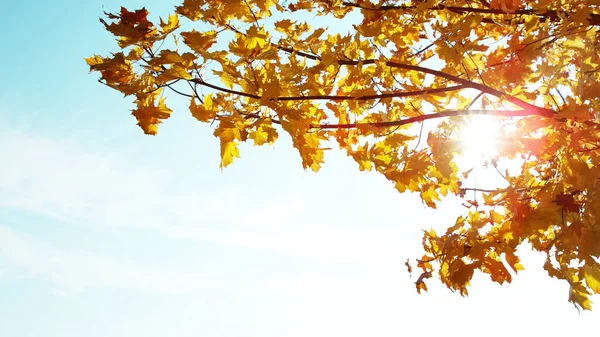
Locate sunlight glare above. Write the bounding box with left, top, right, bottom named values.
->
left=458, top=115, right=500, bottom=167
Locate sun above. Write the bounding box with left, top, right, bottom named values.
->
left=457, top=115, right=501, bottom=167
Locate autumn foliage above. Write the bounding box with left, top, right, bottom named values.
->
left=86, top=0, right=600, bottom=310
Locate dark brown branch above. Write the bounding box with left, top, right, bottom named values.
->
left=191, top=79, right=260, bottom=99
left=460, top=187, right=502, bottom=193
left=337, top=59, right=553, bottom=116
left=190, top=78, right=467, bottom=101
left=242, top=112, right=282, bottom=125
left=317, top=109, right=553, bottom=129
left=195, top=60, right=551, bottom=117
left=221, top=23, right=552, bottom=116
left=342, top=1, right=600, bottom=26
left=166, top=84, right=194, bottom=98
left=140, top=47, right=194, bottom=98
left=239, top=107, right=555, bottom=132
left=142, top=79, right=180, bottom=95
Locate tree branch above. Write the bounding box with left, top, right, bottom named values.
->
left=316, top=109, right=552, bottom=129
left=190, top=78, right=467, bottom=101
left=337, top=59, right=554, bottom=116
left=341, top=1, right=600, bottom=26
left=460, top=187, right=502, bottom=194
left=219, top=23, right=553, bottom=117
left=242, top=0, right=260, bottom=28
left=195, top=59, right=552, bottom=117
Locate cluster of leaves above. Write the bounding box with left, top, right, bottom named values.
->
left=86, top=0, right=600, bottom=310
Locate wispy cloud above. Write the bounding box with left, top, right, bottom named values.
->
left=165, top=225, right=408, bottom=264
left=0, top=226, right=219, bottom=294
left=0, top=129, right=311, bottom=229
left=0, top=129, right=174, bottom=229
left=0, top=128, right=419, bottom=265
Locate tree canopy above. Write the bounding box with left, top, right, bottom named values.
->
left=86, top=0, right=600, bottom=310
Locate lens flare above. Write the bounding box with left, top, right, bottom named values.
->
left=458, top=115, right=500, bottom=167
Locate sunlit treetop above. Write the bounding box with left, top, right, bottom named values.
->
left=86, top=0, right=600, bottom=310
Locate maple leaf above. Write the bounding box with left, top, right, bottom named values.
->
left=85, top=53, right=133, bottom=84
left=246, top=26, right=269, bottom=49
left=449, top=260, right=479, bottom=295
left=190, top=94, right=216, bottom=122
left=260, top=81, right=281, bottom=104
left=555, top=193, right=580, bottom=213
left=504, top=251, right=524, bottom=273
left=219, top=140, right=240, bottom=168
left=569, top=282, right=593, bottom=311
left=131, top=90, right=172, bottom=135
left=100, top=7, right=157, bottom=48
left=116, top=7, right=149, bottom=25
left=274, top=19, right=294, bottom=33
left=584, top=262, right=600, bottom=294
left=181, top=30, right=217, bottom=54
left=249, top=120, right=278, bottom=146
left=415, top=271, right=432, bottom=294
left=159, top=13, right=180, bottom=35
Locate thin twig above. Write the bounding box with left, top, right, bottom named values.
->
left=242, top=0, right=260, bottom=28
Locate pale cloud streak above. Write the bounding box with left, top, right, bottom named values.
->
left=165, top=225, right=408, bottom=264
left=0, top=129, right=172, bottom=229
left=0, top=129, right=292, bottom=230
left=0, top=128, right=420, bottom=265
left=0, top=226, right=219, bottom=294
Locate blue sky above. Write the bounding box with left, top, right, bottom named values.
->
left=1, top=1, right=598, bottom=336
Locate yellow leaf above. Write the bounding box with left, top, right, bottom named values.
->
left=445, top=216, right=465, bottom=234
left=261, top=81, right=281, bottom=104
left=563, top=37, right=585, bottom=50
left=385, top=133, right=415, bottom=146
left=504, top=251, right=524, bottom=273
left=85, top=53, right=133, bottom=84
left=489, top=210, right=504, bottom=224
left=220, top=140, right=240, bottom=168
left=250, top=121, right=278, bottom=146
left=131, top=90, right=172, bottom=135
left=584, top=263, right=600, bottom=294
left=99, top=7, right=157, bottom=48
left=125, top=47, right=144, bottom=60
left=190, top=94, right=216, bottom=122
left=160, top=13, right=179, bottom=35
left=213, top=70, right=236, bottom=89
left=148, top=50, right=195, bottom=67
left=350, top=145, right=372, bottom=171
left=415, top=271, right=432, bottom=294
left=569, top=282, right=593, bottom=311
left=410, top=71, right=422, bottom=86
left=274, top=19, right=294, bottom=33
left=181, top=30, right=217, bottom=54
left=449, top=260, right=478, bottom=294
left=245, top=25, right=269, bottom=49
left=421, top=186, right=440, bottom=209
left=156, top=64, right=192, bottom=83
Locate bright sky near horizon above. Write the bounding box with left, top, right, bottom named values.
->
left=1, top=1, right=598, bottom=336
